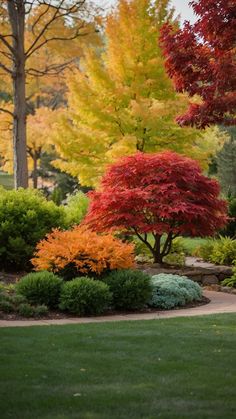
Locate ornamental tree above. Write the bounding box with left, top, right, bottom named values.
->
left=160, top=0, right=236, bottom=128
left=84, top=151, right=228, bottom=264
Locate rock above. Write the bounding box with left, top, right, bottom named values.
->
left=221, top=286, right=234, bottom=294
left=202, top=275, right=219, bottom=285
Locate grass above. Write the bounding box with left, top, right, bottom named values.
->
left=180, top=237, right=209, bottom=256
left=0, top=172, right=14, bottom=190
left=0, top=314, right=236, bottom=419
left=136, top=234, right=208, bottom=256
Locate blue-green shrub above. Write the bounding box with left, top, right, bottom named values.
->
left=59, top=277, right=112, bottom=315
left=149, top=274, right=202, bottom=310
left=17, top=271, right=63, bottom=308
left=102, top=269, right=152, bottom=310
left=0, top=187, right=65, bottom=269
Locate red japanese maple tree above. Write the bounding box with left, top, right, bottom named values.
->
left=160, top=0, right=236, bottom=128
left=84, top=152, right=228, bottom=264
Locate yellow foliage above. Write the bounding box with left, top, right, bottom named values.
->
left=0, top=106, right=55, bottom=173
left=51, top=0, right=217, bottom=187
left=32, top=226, right=135, bottom=276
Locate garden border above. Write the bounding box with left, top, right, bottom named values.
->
left=0, top=291, right=236, bottom=327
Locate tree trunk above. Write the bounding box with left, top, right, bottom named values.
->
left=8, top=1, right=28, bottom=189
left=153, top=253, right=164, bottom=264
left=32, top=155, right=38, bottom=189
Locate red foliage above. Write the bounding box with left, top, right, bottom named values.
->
left=160, top=0, right=236, bottom=128
left=84, top=152, right=228, bottom=263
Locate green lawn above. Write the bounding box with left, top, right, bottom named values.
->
left=180, top=237, right=208, bottom=255
left=0, top=172, right=14, bottom=189
left=0, top=314, right=236, bottom=419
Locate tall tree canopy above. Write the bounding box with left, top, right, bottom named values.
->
left=160, top=0, right=236, bottom=128
left=52, top=0, right=209, bottom=187
left=0, top=0, right=98, bottom=188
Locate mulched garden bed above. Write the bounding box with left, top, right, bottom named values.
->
left=0, top=296, right=210, bottom=321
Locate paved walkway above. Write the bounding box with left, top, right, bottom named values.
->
left=0, top=291, right=236, bottom=328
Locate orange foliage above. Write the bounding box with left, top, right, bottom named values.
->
left=31, top=226, right=135, bottom=277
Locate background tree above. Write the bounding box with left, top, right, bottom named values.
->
left=160, top=0, right=236, bottom=128
left=84, top=152, right=228, bottom=264
left=217, top=127, right=236, bottom=197
left=0, top=0, right=98, bottom=188
left=51, top=0, right=210, bottom=187
left=0, top=106, right=55, bottom=188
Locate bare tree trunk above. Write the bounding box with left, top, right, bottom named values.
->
left=32, top=155, right=38, bottom=189
left=8, top=0, right=28, bottom=188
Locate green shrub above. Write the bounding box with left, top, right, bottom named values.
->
left=163, top=241, right=186, bottom=266
left=210, top=237, right=236, bottom=265
left=17, top=271, right=63, bottom=308
left=18, top=303, right=34, bottom=317
left=102, top=269, right=152, bottom=310
left=0, top=187, right=65, bottom=269
left=59, top=277, right=111, bottom=316
left=64, top=191, right=89, bottom=227
left=194, top=239, right=215, bottom=261
left=149, top=274, right=202, bottom=310
left=34, top=304, right=49, bottom=317
left=221, top=261, right=236, bottom=288
left=9, top=294, right=27, bottom=305
left=0, top=299, right=15, bottom=313
left=195, top=237, right=236, bottom=265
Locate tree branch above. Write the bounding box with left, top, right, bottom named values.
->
left=0, top=62, right=12, bottom=75
left=0, top=108, right=14, bottom=117
left=0, top=34, right=14, bottom=54
left=26, top=25, right=88, bottom=59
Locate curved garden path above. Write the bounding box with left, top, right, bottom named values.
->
left=0, top=291, right=236, bottom=328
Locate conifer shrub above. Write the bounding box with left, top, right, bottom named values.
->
left=17, top=271, right=63, bottom=308
left=59, top=277, right=112, bottom=315
left=32, top=226, right=135, bottom=280
left=149, top=274, right=202, bottom=310
left=102, top=269, right=152, bottom=310
left=0, top=187, right=65, bottom=269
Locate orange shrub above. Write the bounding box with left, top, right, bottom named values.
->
left=31, top=226, right=135, bottom=279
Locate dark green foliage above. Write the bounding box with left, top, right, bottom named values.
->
left=217, top=127, right=236, bottom=196
left=18, top=303, right=34, bottom=318
left=0, top=299, right=15, bottom=313
left=59, top=277, right=112, bottom=316
left=0, top=188, right=65, bottom=269
left=34, top=305, right=49, bottom=317
left=102, top=269, right=152, bottom=310
left=149, top=274, right=202, bottom=309
left=17, top=271, right=63, bottom=308
left=221, top=262, right=236, bottom=288
left=221, top=197, right=236, bottom=238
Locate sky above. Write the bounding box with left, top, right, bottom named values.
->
left=98, top=0, right=197, bottom=23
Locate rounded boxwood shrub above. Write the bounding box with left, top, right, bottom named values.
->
left=59, top=277, right=112, bottom=316
left=102, top=269, right=152, bottom=310
left=0, top=187, right=65, bottom=270
left=149, top=274, right=202, bottom=310
left=17, top=271, right=63, bottom=308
